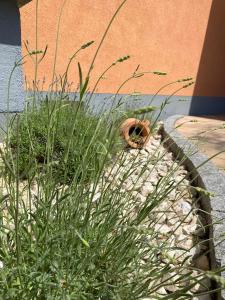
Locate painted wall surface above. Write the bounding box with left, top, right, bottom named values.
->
left=0, top=0, right=24, bottom=112
left=20, top=0, right=222, bottom=98
left=18, top=0, right=225, bottom=97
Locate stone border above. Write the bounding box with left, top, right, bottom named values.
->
left=162, top=114, right=225, bottom=300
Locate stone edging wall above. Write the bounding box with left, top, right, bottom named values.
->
left=162, top=114, right=225, bottom=300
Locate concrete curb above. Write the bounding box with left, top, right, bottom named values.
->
left=162, top=114, right=225, bottom=300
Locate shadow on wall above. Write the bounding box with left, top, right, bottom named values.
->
left=16, top=0, right=32, bottom=8
left=0, top=0, right=24, bottom=113
left=0, top=0, right=21, bottom=46
left=190, top=0, right=225, bottom=115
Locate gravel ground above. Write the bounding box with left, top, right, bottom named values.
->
left=94, top=130, right=212, bottom=299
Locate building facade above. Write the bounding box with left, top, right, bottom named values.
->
left=3, top=0, right=225, bottom=116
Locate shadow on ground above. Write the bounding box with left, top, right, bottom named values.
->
left=190, top=0, right=225, bottom=115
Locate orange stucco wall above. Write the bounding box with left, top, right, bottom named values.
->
left=20, top=0, right=220, bottom=96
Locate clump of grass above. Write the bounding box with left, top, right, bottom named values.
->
left=8, top=100, right=121, bottom=184
left=0, top=81, right=216, bottom=299
left=0, top=123, right=212, bottom=299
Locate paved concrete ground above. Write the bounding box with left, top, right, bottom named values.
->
left=175, top=115, right=225, bottom=172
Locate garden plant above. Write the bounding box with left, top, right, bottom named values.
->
left=0, top=0, right=224, bottom=299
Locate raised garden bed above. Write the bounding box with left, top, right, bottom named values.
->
left=0, top=106, right=224, bottom=298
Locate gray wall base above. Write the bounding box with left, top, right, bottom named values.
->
left=29, top=91, right=225, bottom=119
